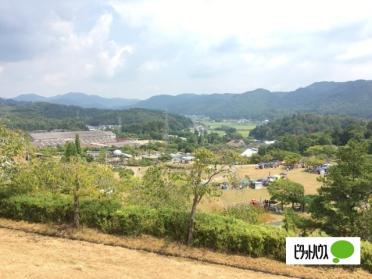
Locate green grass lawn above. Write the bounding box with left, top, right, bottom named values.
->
left=202, top=121, right=256, bottom=137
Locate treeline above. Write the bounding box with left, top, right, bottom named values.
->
left=0, top=99, right=192, bottom=138
left=250, top=114, right=372, bottom=155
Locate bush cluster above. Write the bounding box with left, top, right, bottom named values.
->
left=0, top=193, right=371, bottom=272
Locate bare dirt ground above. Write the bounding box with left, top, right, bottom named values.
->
left=0, top=219, right=369, bottom=279
left=0, top=227, right=289, bottom=279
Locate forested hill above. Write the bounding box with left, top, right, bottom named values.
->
left=135, top=80, right=372, bottom=119
left=0, top=99, right=192, bottom=137
left=250, top=113, right=372, bottom=141
left=13, top=92, right=139, bottom=109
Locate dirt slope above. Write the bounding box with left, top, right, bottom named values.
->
left=0, top=228, right=290, bottom=279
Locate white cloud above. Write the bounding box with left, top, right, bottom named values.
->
left=139, top=60, right=163, bottom=73
left=110, top=0, right=372, bottom=49
left=337, top=39, right=372, bottom=61
left=0, top=12, right=134, bottom=94
left=49, top=13, right=133, bottom=78
left=1, top=0, right=372, bottom=98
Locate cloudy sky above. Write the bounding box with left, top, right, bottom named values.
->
left=1, top=0, right=372, bottom=99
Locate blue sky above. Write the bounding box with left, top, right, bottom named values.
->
left=1, top=0, right=372, bottom=99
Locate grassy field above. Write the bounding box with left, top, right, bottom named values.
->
left=202, top=120, right=256, bottom=137
left=200, top=165, right=322, bottom=212
left=129, top=165, right=322, bottom=214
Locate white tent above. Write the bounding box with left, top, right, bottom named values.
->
left=241, top=147, right=258, bottom=157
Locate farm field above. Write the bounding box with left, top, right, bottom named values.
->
left=0, top=227, right=289, bottom=279
left=202, top=120, right=256, bottom=136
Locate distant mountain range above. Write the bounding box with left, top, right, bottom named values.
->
left=12, top=92, right=139, bottom=109
left=135, top=80, right=372, bottom=119
left=9, top=79, right=372, bottom=119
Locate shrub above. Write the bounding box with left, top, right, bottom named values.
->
left=0, top=193, right=72, bottom=223
left=362, top=241, right=372, bottom=272
left=0, top=193, right=371, bottom=272
left=223, top=204, right=264, bottom=224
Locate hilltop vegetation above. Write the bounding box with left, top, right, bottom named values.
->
left=251, top=114, right=371, bottom=141
left=0, top=99, right=192, bottom=138
left=136, top=80, right=372, bottom=119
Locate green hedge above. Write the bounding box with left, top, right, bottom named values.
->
left=0, top=193, right=371, bottom=272
left=362, top=241, right=372, bottom=272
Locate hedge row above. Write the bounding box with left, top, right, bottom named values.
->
left=0, top=193, right=286, bottom=260
left=0, top=193, right=371, bottom=271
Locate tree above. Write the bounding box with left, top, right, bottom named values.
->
left=310, top=141, right=372, bottom=237
left=64, top=134, right=83, bottom=161
left=75, top=134, right=82, bottom=155
left=303, top=156, right=324, bottom=169
left=12, top=156, right=120, bottom=228
left=64, top=141, right=77, bottom=160
left=12, top=158, right=65, bottom=194
left=268, top=179, right=304, bottom=210
left=185, top=148, right=229, bottom=245
left=0, top=125, right=28, bottom=196
left=128, top=165, right=188, bottom=209
left=284, top=153, right=302, bottom=168
left=63, top=159, right=120, bottom=228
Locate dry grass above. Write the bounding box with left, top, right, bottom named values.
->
left=200, top=165, right=322, bottom=212
left=0, top=218, right=369, bottom=279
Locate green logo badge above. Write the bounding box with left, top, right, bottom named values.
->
left=331, top=240, right=354, bottom=263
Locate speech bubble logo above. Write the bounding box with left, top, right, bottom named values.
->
left=331, top=240, right=354, bottom=263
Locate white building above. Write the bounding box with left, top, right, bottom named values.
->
left=240, top=147, right=258, bottom=157
left=30, top=130, right=116, bottom=147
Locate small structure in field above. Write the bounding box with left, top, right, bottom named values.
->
left=171, top=153, right=195, bottom=164
left=251, top=180, right=264, bottom=189
left=112, top=149, right=133, bottom=158
left=240, top=147, right=258, bottom=157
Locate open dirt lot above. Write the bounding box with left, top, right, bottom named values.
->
left=0, top=227, right=289, bottom=279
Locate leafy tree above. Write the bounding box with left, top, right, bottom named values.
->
left=305, top=145, right=337, bottom=158
left=354, top=204, right=372, bottom=241
left=0, top=125, right=28, bottom=196
left=128, top=165, right=188, bottom=209
left=63, top=159, right=120, bottom=228
left=185, top=148, right=230, bottom=245
left=303, top=156, right=325, bottom=169
left=12, top=158, right=64, bottom=194
left=310, top=141, right=372, bottom=238
left=268, top=179, right=304, bottom=210
left=64, top=142, right=77, bottom=160
left=11, top=156, right=120, bottom=228
left=75, top=134, right=82, bottom=155
left=283, top=153, right=302, bottom=168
